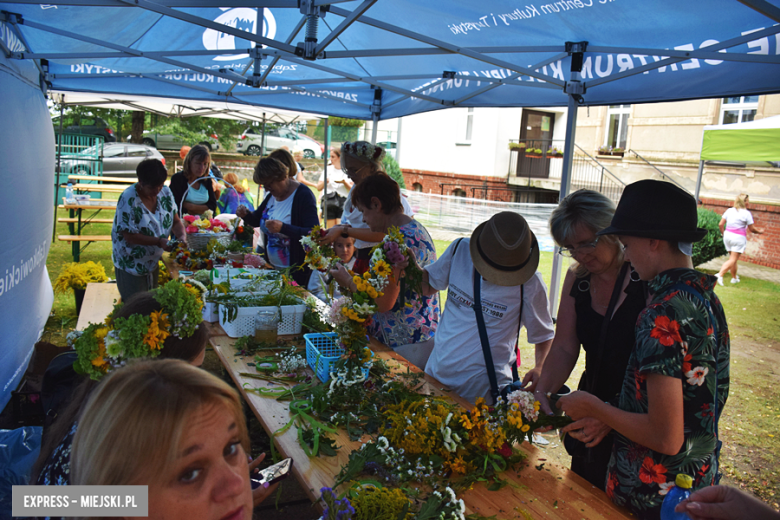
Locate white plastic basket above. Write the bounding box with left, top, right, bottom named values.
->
left=187, top=231, right=232, bottom=251
left=219, top=305, right=259, bottom=338
left=202, top=301, right=219, bottom=323
left=278, top=304, right=307, bottom=335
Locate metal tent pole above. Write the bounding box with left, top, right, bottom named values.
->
left=53, top=97, right=65, bottom=241
left=549, top=42, right=586, bottom=319
left=695, top=160, right=705, bottom=203
left=323, top=116, right=329, bottom=223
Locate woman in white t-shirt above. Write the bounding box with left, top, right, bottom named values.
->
left=716, top=193, right=763, bottom=285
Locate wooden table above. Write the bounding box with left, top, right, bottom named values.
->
left=76, top=282, right=121, bottom=330
left=59, top=199, right=117, bottom=261
left=211, top=335, right=633, bottom=519
left=64, top=183, right=128, bottom=193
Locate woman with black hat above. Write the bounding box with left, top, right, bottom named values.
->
left=557, top=180, right=731, bottom=520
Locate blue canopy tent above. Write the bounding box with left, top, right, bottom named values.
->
left=1, top=0, right=779, bottom=409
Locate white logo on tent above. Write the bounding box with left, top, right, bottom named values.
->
left=203, top=8, right=276, bottom=62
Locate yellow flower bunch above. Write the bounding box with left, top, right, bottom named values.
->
left=341, top=306, right=366, bottom=323
left=461, top=398, right=508, bottom=452
left=372, top=260, right=391, bottom=278
left=347, top=485, right=414, bottom=520
left=53, top=261, right=108, bottom=293
left=381, top=400, right=455, bottom=458
left=91, top=326, right=110, bottom=369
left=143, top=310, right=171, bottom=350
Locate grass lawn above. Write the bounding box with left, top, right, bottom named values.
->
left=43, top=203, right=780, bottom=510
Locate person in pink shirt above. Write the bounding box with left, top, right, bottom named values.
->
left=716, top=194, right=764, bottom=286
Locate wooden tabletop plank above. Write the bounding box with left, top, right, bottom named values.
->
left=76, top=282, right=121, bottom=330
left=210, top=335, right=633, bottom=519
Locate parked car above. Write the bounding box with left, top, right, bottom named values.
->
left=52, top=115, right=117, bottom=142
left=296, top=134, right=326, bottom=158
left=59, top=143, right=166, bottom=177
left=129, top=130, right=221, bottom=151
left=235, top=127, right=320, bottom=158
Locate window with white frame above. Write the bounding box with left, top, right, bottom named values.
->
left=604, top=105, right=631, bottom=150
left=456, top=107, right=474, bottom=145
left=720, top=96, right=758, bottom=124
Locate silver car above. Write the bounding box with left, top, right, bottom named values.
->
left=58, top=143, right=166, bottom=177
left=236, top=127, right=319, bottom=157
left=133, top=131, right=221, bottom=151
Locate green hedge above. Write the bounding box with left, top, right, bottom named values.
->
left=382, top=154, right=405, bottom=189
left=692, top=207, right=726, bottom=267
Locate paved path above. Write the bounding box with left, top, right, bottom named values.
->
left=697, top=255, right=780, bottom=284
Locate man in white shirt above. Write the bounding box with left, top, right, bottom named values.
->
left=416, top=212, right=555, bottom=404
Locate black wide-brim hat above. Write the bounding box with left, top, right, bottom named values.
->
left=597, top=179, right=707, bottom=242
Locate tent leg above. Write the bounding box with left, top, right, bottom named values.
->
left=548, top=92, right=580, bottom=319
left=694, top=160, right=704, bottom=203
left=323, top=117, right=329, bottom=223
left=370, top=113, right=379, bottom=145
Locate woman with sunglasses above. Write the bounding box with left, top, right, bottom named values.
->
left=534, top=189, right=648, bottom=489
left=316, top=141, right=412, bottom=274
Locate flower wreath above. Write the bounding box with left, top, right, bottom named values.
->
left=341, top=141, right=385, bottom=162
left=70, top=280, right=205, bottom=380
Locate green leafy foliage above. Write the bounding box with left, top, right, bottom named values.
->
left=329, top=117, right=365, bottom=127
left=693, top=207, right=727, bottom=267
left=382, top=154, right=406, bottom=189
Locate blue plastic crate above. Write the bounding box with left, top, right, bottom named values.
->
left=304, top=333, right=373, bottom=383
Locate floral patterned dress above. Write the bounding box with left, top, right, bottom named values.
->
left=111, top=185, right=177, bottom=275
left=606, top=269, right=730, bottom=519
left=367, top=220, right=440, bottom=349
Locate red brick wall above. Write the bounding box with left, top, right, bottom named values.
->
left=402, top=169, right=514, bottom=201
left=700, top=197, right=780, bottom=269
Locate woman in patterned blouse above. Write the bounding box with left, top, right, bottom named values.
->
left=330, top=173, right=439, bottom=368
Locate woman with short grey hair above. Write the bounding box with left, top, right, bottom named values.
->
left=535, top=189, right=648, bottom=489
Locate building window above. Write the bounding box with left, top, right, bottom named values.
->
left=605, top=105, right=630, bottom=149
left=720, top=96, right=758, bottom=124
left=412, top=183, right=423, bottom=192
left=452, top=188, right=467, bottom=197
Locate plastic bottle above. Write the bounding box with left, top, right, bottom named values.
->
left=65, top=182, right=74, bottom=203
left=660, top=473, right=693, bottom=520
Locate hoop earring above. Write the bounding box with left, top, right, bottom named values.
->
left=630, top=270, right=641, bottom=282
left=577, top=280, right=590, bottom=292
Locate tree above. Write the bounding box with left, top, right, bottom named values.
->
left=131, top=111, right=144, bottom=144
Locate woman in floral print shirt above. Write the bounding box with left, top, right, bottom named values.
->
left=558, top=180, right=730, bottom=520
left=331, top=173, right=439, bottom=357
left=111, top=159, right=187, bottom=301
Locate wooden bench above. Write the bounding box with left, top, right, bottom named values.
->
left=76, top=282, right=121, bottom=330
left=57, top=217, right=114, bottom=224
left=67, top=174, right=135, bottom=184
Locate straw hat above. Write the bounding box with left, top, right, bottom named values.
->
left=470, top=212, right=539, bottom=286
left=597, top=180, right=706, bottom=242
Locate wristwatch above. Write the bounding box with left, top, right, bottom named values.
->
left=340, top=227, right=350, bottom=238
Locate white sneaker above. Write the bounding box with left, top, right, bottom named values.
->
left=716, top=274, right=724, bottom=286
left=731, top=276, right=740, bottom=284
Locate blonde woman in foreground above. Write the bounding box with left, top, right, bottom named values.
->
left=71, top=359, right=272, bottom=520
